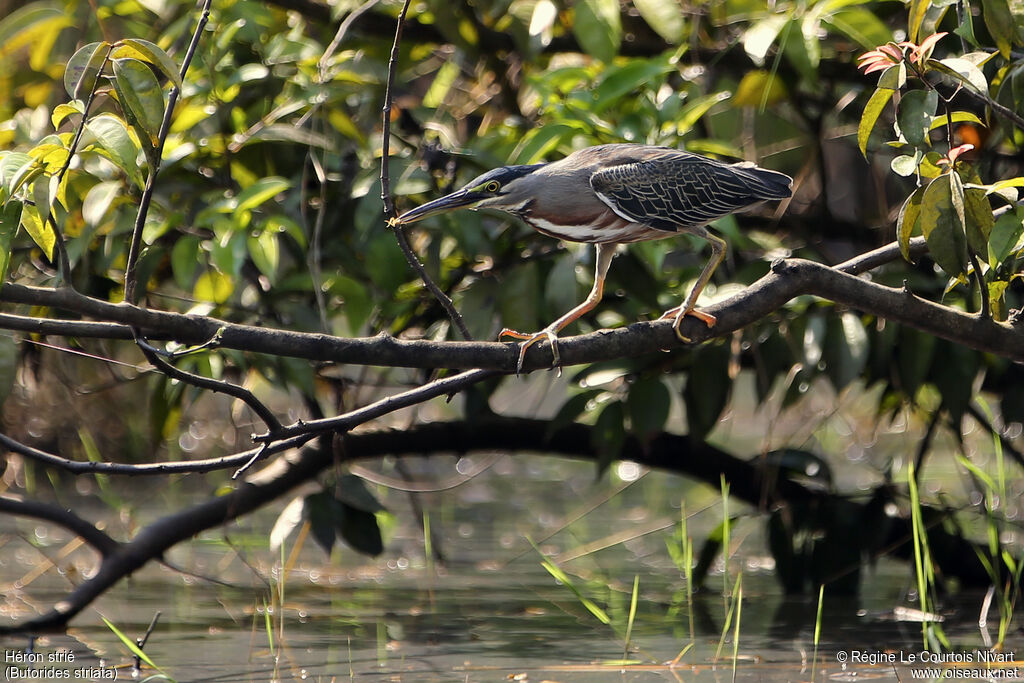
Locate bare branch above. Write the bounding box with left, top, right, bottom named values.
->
left=0, top=495, right=119, bottom=556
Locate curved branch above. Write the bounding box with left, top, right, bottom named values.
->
left=0, top=495, right=119, bottom=556
left=2, top=237, right=1022, bottom=370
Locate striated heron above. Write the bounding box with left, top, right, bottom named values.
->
left=394, top=143, right=792, bottom=371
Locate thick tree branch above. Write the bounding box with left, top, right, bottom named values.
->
left=2, top=238, right=1021, bottom=370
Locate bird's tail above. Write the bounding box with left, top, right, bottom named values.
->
left=731, top=161, right=794, bottom=200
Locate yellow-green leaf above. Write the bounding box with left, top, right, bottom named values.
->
left=897, top=187, right=925, bottom=261
left=19, top=201, right=56, bottom=260
left=0, top=201, right=22, bottom=284
left=194, top=270, right=234, bottom=304
left=51, top=101, right=85, bottom=129
left=858, top=87, right=893, bottom=157
left=0, top=3, right=73, bottom=62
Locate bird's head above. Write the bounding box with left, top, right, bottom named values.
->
left=395, top=164, right=544, bottom=224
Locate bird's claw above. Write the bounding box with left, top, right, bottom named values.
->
left=659, top=306, right=717, bottom=342
left=499, top=327, right=561, bottom=375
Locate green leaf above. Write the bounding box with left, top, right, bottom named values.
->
left=683, top=342, right=731, bottom=442
left=513, top=124, right=578, bottom=164
left=625, top=376, right=671, bottom=441
left=0, top=334, right=16, bottom=409
left=335, top=474, right=387, bottom=513
left=877, top=61, right=907, bottom=90
left=896, top=89, right=938, bottom=148
left=981, top=0, right=1016, bottom=58
left=573, top=0, right=621, bottom=63
left=632, top=0, right=685, bottom=43
left=111, top=38, right=182, bottom=89
left=64, top=41, right=110, bottom=100
left=84, top=115, right=142, bottom=185
left=171, top=235, right=200, bottom=289
left=858, top=87, right=894, bottom=157
left=920, top=174, right=967, bottom=277
left=112, top=58, right=166, bottom=150
left=236, top=176, right=290, bottom=212
left=962, top=186, right=993, bottom=261
left=0, top=201, right=22, bottom=284
left=31, top=173, right=58, bottom=229
left=592, top=400, right=625, bottom=477
left=593, top=58, right=674, bottom=113
left=337, top=503, right=384, bottom=556
left=247, top=229, right=279, bottom=283
left=822, top=312, right=869, bottom=391
left=304, top=491, right=337, bottom=554
left=823, top=8, right=891, bottom=49
left=989, top=209, right=1024, bottom=266
left=897, top=186, right=926, bottom=261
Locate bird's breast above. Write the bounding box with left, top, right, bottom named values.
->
left=519, top=206, right=669, bottom=244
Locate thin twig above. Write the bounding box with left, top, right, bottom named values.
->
left=134, top=331, right=283, bottom=433
left=379, top=0, right=474, bottom=341
left=123, top=0, right=211, bottom=303
left=253, top=367, right=497, bottom=443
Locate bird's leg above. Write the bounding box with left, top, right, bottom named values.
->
left=500, top=242, right=617, bottom=373
left=660, top=232, right=727, bottom=342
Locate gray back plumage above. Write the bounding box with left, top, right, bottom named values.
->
left=588, top=147, right=792, bottom=232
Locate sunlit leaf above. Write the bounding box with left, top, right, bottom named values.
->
left=194, top=269, right=234, bottom=304
left=269, top=496, right=305, bottom=552
left=422, top=60, right=459, bottom=109
left=897, top=186, right=925, bottom=261
left=19, top=201, right=56, bottom=260
left=929, top=57, right=988, bottom=94
left=743, top=13, right=788, bottom=65
left=632, top=0, right=684, bottom=43
left=235, top=176, right=290, bottom=213
left=824, top=8, right=891, bottom=49
left=989, top=209, right=1024, bottom=266
left=927, top=111, right=984, bottom=131
left=82, top=180, right=121, bottom=227
left=877, top=61, right=906, bottom=90
left=858, top=87, right=894, bottom=157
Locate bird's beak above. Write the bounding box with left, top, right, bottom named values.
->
left=394, top=189, right=481, bottom=225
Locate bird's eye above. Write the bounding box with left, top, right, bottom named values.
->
left=484, top=180, right=500, bottom=193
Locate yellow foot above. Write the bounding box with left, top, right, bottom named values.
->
left=659, top=306, right=717, bottom=342
left=499, top=327, right=561, bottom=374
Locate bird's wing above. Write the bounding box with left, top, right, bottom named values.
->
left=590, top=152, right=789, bottom=232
